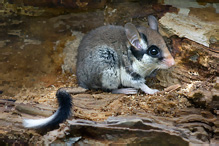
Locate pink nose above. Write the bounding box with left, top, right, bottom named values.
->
left=165, top=57, right=175, bottom=67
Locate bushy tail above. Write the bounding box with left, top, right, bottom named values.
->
left=23, top=89, right=72, bottom=129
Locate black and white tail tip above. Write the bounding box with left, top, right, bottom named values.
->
left=23, top=89, right=72, bottom=129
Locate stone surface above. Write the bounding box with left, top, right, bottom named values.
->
left=159, top=12, right=219, bottom=47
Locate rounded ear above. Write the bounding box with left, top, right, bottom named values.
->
left=147, top=15, right=158, bottom=31
left=125, top=23, right=141, bottom=50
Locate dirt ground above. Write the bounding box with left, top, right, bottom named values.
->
left=0, top=1, right=218, bottom=145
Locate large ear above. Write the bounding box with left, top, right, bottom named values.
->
left=148, top=15, right=158, bottom=31
left=125, top=23, right=142, bottom=50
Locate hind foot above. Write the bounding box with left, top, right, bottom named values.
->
left=112, top=88, right=138, bottom=94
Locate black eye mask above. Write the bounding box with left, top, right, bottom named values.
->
left=130, top=45, right=146, bottom=60
left=130, top=33, right=147, bottom=60
left=130, top=33, right=163, bottom=61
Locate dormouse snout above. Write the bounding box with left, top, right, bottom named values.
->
left=164, top=56, right=175, bottom=67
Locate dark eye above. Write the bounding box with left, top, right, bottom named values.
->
left=147, top=46, right=160, bottom=58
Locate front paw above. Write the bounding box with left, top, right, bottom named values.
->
left=141, top=87, right=159, bottom=95
left=140, top=84, right=159, bottom=95
left=146, top=89, right=159, bottom=95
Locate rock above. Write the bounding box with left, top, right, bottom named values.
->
left=67, top=116, right=189, bottom=145
left=15, top=104, right=53, bottom=117
left=61, top=31, right=84, bottom=74
left=0, top=40, right=10, bottom=48
left=187, top=89, right=212, bottom=108
left=159, top=13, right=219, bottom=47
left=7, top=29, right=21, bottom=37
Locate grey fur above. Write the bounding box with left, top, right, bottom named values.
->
left=76, top=16, right=174, bottom=94
left=76, top=25, right=125, bottom=90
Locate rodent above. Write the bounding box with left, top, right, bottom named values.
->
left=23, top=15, right=174, bottom=129
left=76, top=15, right=175, bottom=94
